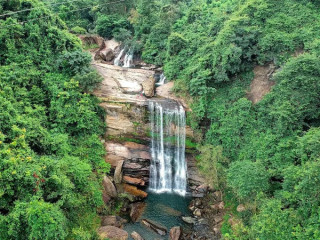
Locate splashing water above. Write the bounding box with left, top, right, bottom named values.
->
left=156, top=73, right=166, bottom=86
left=114, top=48, right=125, bottom=66
left=123, top=49, right=134, bottom=68
left=148, top=100, right=187, bottom=196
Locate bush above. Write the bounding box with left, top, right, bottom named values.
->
left=71, top=26, right=87, bottom=34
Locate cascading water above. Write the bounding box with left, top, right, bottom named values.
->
left=123, top=49, right=133, bottom=68
left=148, top=100, right=187, bottom=196
left=156, top=73, right=166, bottom=86
left=114, top=48, right=125, bottom=66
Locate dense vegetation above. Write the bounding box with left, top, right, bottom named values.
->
left=2, top=0, right=320, bottom=239
left=130, top=0, right=320, bottom=239
left=0, top=1, right=109, bottom=239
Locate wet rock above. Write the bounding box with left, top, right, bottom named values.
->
left=131, top=231, right=144, bottom=240
left=170, top=226, right=182, bottom=240
left=101, top=216, right=127, bottom=228
left=193, top=208, right=202, bottom=217
left=142, top=77, right=156, bottom=97
left=114, top=160, right=124, bottom=184
left=182, top=216, right=197, bottom=224
left=103, top=176, right=117, bottom=198
left=141, top=219, right=167, bottom=236
left=237, top=204, right=246, bottom=212
left=123, top=176, right=145, bottom=186
left=97, top=226, right=128, bottom=240
left=130, top=202, right=146, bottom=222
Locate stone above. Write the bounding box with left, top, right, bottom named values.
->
left=103, top=176, right=117, bottom=198
left=123, top=184, right=148, bottom=199
left=194, top=198, right=202, bottom=207
left=141, top=77, right=156, bottom=97
left=213, top=215, right=223, bottom=224
left=130, top=202, right=146, bottom=222
left=100, top=48, right=115, bottom=61
left=101, top=216, right=127, bottom=228
left=169, top=226, right=182, bottom=240
left=182, top=216, right=196, bottom=224
left=102, top=189, right=111, bottom=204
left=193, top=208, right=202, bottom=217
left=213, top=227, right=221, bottom=235
left=141, top=219, right=167, bottom=236
left=218, top=201, right=225, bottom=210
left=158, top=204, right=182, bottom=217
left=114, top=160, right=124, bottom=184
left=237, top=204, right=246, bottom=212
left=123, top=176, right=145, bottom=186
left=97, top=226, right=128, bottom=240
left=213, top=191, right=222, bottom=201
left=131, top=231, right=144, bottom=240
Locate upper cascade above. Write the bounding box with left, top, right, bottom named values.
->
left=148, top=100, right=187, bottom=196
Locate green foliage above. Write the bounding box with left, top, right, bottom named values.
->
left=0, top=1, right=108, bottom=239
left=96, top=14, right=129, bottom=39
left=71, top=26, right=87, bottom=34
left=227, top=160, right=269, bottom=201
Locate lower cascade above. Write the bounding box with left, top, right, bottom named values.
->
left=148, top=100, right=187, bottom=196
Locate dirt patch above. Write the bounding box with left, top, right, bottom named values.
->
left=246, top=64, right=276, bottom=104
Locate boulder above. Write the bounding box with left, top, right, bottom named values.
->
left=101, top=48, right=115, bottom=61
left=193, top=208, right=202, bottom=217
left=142, top=77, right=156, bottom=97
left=141, top=219, right=167, bottom=236
left=131, top=231, right=144, bottom=240
left=182, top=216, right=196, bottom=224
left=237, top=204, right=246, bottom=212
left=97, top=226, right=128, bottom=240
left=169, top=226, right=182, bottom=240
left=114, top=160, right=124, bottom=184
left=130, top=202, right=146, bottom=222
left=213, top=215, right=223, bottom=224
left=101, top=216, right=127, bottom=228
left=102, top=189, right=111, bottom=204
left=123, top=184, right=148, bottom=199
left=103, top=176, right=117, bottom=198
left=123, top=176, right=145, bottom=186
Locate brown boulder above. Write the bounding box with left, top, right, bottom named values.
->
left=101, top=216, right=127, bottom=228
left=123, top=184, right=148, bottom=199
left=103, top=176, right=117, bottom=198
left=131, top=231, right=144, bottom=240
left=100, top=48, right=115, bottom=61
left=97, top=226, right=128, bottom=240
left=142, top=77, right=156, bottom=97
left=141, top=219, right=167, bottom=236
left=170, top=226, right=182, bottom=240
left=237, top=204, right=246, bottom=212
left=130, top=202, right=146, bottom=222
left=123, top=176, right=145, bottom=186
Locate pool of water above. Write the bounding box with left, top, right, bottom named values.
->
left=124, top=192, right=192, bottom=239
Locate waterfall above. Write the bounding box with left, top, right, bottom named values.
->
left=156, top=73, right=166, bottom=86
left=148, top=100, right=187, bottom=196
left=114, top=48, right=125, bottom=66
left=123, top=49, right=133, bottom=68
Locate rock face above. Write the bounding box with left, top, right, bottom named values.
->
left=105, top=142, right=151, bottom=186
left=141, top=219, right=167, bottom=236
left=170, top=226, right=182, bottom=240
left=101, top=216, right=127, bottom=228
left=97, top=226, right=128, bottom=240
left=142, top=77, right=156, bottom=97
left=130, top=202, right=146, bottom=222
left=186, top=154, right=207, bottom=197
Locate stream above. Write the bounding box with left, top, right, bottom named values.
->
left=124, top=192, right=192, bottom=239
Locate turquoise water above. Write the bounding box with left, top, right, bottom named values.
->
left=124, top=192, right=192, bottom=239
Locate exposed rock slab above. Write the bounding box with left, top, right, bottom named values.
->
left=97, top=226, right=128, bottom=240
left=131, top=231, right=144, bottom=240
left=103, top=176, right=117, bottom=198
left=247, top=64, right=276, bottom=104
left=141, top=219, right=167, bottom=236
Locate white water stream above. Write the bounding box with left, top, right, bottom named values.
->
left=148, top=101, right=187, bottom=196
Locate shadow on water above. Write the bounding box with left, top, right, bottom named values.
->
left=124, top=191, right=192, bottom=239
